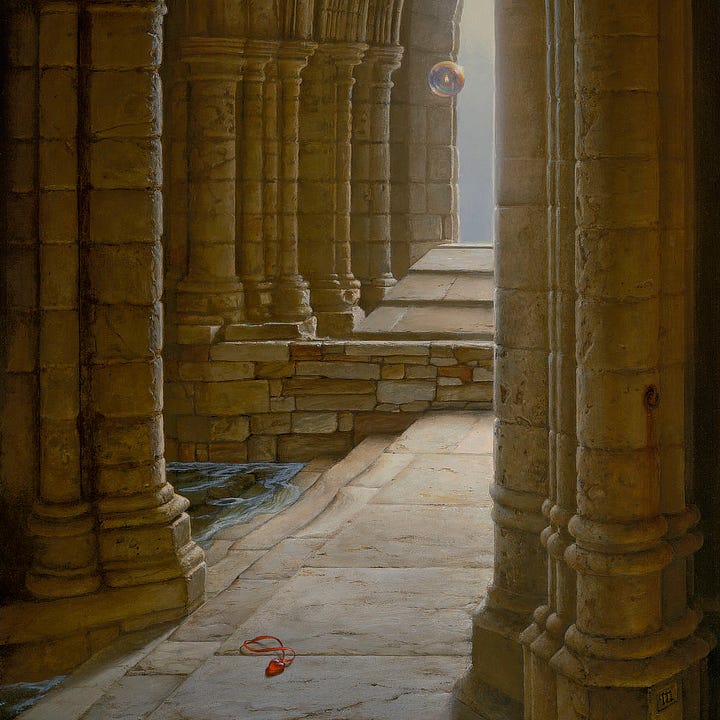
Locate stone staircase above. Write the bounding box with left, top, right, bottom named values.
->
left=353, top=244, right=494, bottom=341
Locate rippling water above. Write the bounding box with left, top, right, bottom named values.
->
left=0, top=677, right=65, bottom=720
left=167, top=461, right=305, bottom=548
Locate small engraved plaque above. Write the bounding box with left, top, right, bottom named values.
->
left=656, top=682, right=678, bottom=712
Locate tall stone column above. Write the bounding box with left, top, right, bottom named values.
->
left=239, top=41, right=275, bottom=322
left=84, top=0, right=204, bottom=597
left=521, top=1, right=576, bottom=717
left=301, top=42, right=367, bottom=337
left=263, top=57, right=280, bottom=310
left=552, top=2, right=709, bottom=716
left=26, top=0, right=100, bottom=600
left=274, top=40, right=316, bottom=323
left=175, top=37, right=244, bottom=330
left=332, top=43, right=366, bottom=326
left=352, top=45, right=403, bottom=313
left=455, top=2, right=549, bottom=718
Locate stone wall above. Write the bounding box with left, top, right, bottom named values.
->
left=390, top=0, right=461, bottom=277
left=165, top=340, right=492, bottom=463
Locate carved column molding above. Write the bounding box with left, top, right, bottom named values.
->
left=551, top=2, right=710, bottom=715
left=175, top=37, right=245, bottom=330
left=27, top=0, right=100, bottom=600
left=273, top=40, right=316, bottom=324
left=84, top=0, right=205, bottom=596
left=239, top=40, right=276, bottom=322
left=521, top=0, right=576, bottom=717
left=352, top=44, right=403, bottom=313
left=456, top=1, right=549, bottom=718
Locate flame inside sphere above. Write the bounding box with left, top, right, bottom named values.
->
left=428, top=61, right=465, bottom=97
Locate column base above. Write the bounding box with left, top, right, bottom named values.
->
left=0, top=568, right=205, bottom=684
left=557, top=652, right=705, bottom=720
left=455, top=598, right=533, bottom=720
left=315, top=306, right=365, bottom=338
left=273, top=276, right=314, bottom=323
left=243, top=280, right=275, bottom=323
left=26, top=502, right=101, bottom=600
left=360, top=277, right=397, bottom=313
left=176, top=277, right=244, bottom=325
left=454, top=668, right=524, bottom=720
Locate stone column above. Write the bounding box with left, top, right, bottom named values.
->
left=274, top=40, right=316, bottom=323
left=85, top=0, right=204, bottom=597
left=25, top=0, right=100, bottom=600
left=352, top=45, right=403, bottom=313
left=521, top=1, right=576, bottom=717
left=332, top=43, right=366, bottom=325
left=263, top=57, right=280, bottom=310
left=175, top=37, right=244, bottom=331
left=239, top=40, right=275, bottom=322
left=302, top=42, right=367, bottom=338
left=552, top=2, right=709, bottom=716
left=456, top=2, right=549, bottom=718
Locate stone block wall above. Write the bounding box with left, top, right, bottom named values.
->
left=390, top=0, right=461, bottom=277
left=164, top=340, right=492, bottom=463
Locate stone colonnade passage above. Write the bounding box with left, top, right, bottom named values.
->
left=456, top=1, right=713, bottom=719
left=165, top=1, right=424, bottom=340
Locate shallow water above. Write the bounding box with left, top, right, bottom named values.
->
left=0, top=463, right=304, bottom=718
left=0, top=677, right=65, bottom=720
left=168, top=461, right=305, bottom=547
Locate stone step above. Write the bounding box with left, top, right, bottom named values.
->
left=384, top=272, right=494, bottom=304
left=410, top=245, right=494, bottom=274
left=354, top=305, right=494, bottom=340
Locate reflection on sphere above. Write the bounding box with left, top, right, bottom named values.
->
left=428, top=61, right=465, bottom=97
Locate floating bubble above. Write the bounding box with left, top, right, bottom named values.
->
left=428, top=61, right=465, bottom=97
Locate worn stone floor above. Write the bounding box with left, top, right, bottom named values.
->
left=19, top=412, right=494, bottom=720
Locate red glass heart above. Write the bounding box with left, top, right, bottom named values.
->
left=265, top=659, right=285, bottom=677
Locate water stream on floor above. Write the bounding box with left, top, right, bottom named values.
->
left=168, top=461, right=305, bottom=548
left=0, top=462, right=305, bottom=718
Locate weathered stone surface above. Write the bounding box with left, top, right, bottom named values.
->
left=146, top=655, right=468, bottom=720
left=194, top=381, right=270, bottom=415
left=377, top=380, right=435, bottom=403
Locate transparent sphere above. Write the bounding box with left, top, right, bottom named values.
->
left=428, top=61, right=465, bottom=97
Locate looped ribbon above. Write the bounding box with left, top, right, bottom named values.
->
left=242, top=635, right=296, bottom=677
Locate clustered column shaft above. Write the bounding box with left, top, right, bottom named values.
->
left=274, top=40, right=316, bottom=323
left=352, top=45, right=403, bottom=312
left=176, top=38, right=245, bottom=328
left=84, top=0, right=204, bottom=594
left=27, top=0, right=100, bottom=600
left=550, top=1, right=708, bottom=714
left=240, top=41, right=275, bottom=322
left=457, top=2, right=549, bottom=716
left=522, top=0, right=578, bottom=717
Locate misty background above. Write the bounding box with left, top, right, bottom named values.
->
left=457, top=1, right=494, bottom=245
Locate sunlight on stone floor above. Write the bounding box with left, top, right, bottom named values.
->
left=18, top=412, right=494, bottom=720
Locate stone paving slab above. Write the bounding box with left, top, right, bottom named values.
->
left=145, top=655, right=470, bottom=720
left=220, top=567, right=491, bottom=657
left=371, top=453, right=493, bottom=506
left=385, top=272, right=455, bottom=302
left=387, top=412, right=480, bottom=453
left=411, top=246, right=494, bottom=273
left=307, top=504, right=494, bottom=568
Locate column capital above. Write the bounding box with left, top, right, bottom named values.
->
left=318, top=41, right=368, bottom=68
left=180, top=37, right=246, bottom=79
left=277, top=40, right=318, bottom=77
left=85, top=0, right=167, bottom=15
